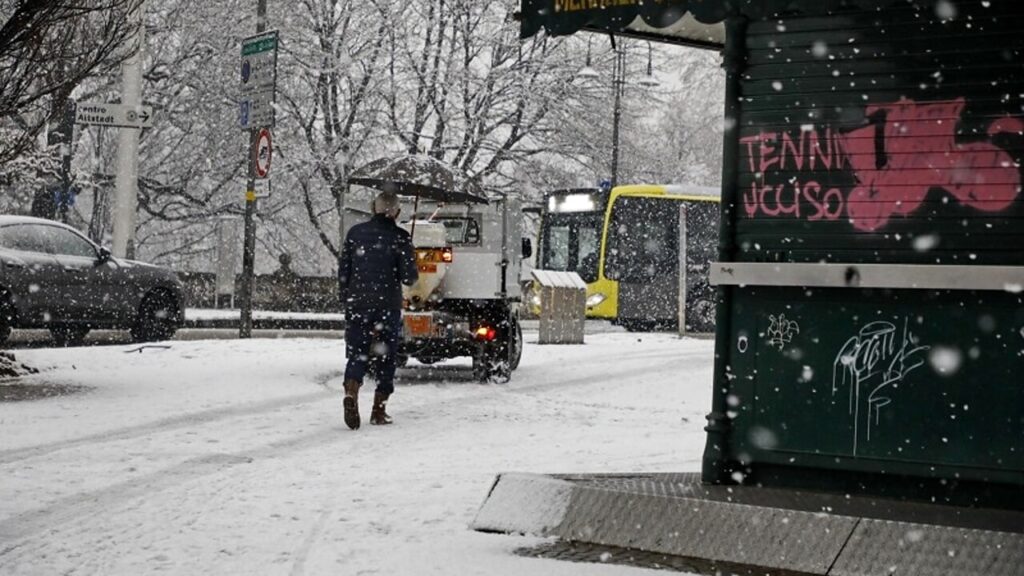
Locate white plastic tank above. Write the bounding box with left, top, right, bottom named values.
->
left=401, top=221, right=449, bottom=308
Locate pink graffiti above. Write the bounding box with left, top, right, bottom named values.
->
left=743, top=180, right=845, bottom=221
left=740, top=127, right=847, bottom=222
left=843, top=98, right=1023, bottom=231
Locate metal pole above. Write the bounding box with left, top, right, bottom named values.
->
left=239, top=0, right=268, bottom=339
left=112, top=0, right=146, bottom=258
left=58, top=99, right=76, bottom=223
left=702, top=15, right=747, bottom=485
left=677, top=204, right=687, bottom=338
left=610, top=47, right=624, bottom=187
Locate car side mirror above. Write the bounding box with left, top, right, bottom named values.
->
left=521, top=238, right=533, bottom=259
left=97, top=246, right=112, bottom=265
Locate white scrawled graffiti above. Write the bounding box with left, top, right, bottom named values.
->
left=832, top=319, right=929, bottom=456
left=767, top=314, right=800, bottom=350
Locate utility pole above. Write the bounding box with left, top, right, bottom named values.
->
left=239, top=0, right=269, bottom=338
left=57, top=99, right=77, bottom=223
left=112, top=0, right=146, bottom=258
left=610, top=46, right=625, bottom=188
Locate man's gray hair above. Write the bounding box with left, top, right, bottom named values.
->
left=372, top=191, right=401, bottom=218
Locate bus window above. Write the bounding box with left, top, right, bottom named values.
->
left=604, top=197, right=679, bottom=283
left=544, top=225, right=571, bottom=270
left=540, top=215, right=602, bottom=283
left=578, top=228, right=598, bottom=282
left=685, top=202, right=719, bottom=269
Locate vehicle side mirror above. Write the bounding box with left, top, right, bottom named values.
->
left=521, top=238, right=533, bottom=259
left=97, top=246, right=112, bottom=264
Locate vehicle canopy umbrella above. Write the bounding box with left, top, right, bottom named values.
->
left=349, top=155, right=487, bottom=238
left=349, top=155, right=488, bottom=204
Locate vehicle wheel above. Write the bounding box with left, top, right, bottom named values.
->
left=0, top=300, right=13, bottom=346
left=131, top=291, right=179, bottom=343
left=687, top=299, right=716, bottom=333
left=509, top=317, right=524, bottom=371
left=50, top=326, right=89, bottom=347
left=473, top=340, right=513, bottom=384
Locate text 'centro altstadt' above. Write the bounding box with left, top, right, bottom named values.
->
left=76, top=105, right=115, bottom=126
left=554, top=0, right=641, bottom=12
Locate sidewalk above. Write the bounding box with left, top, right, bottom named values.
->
left=183, top=308, right=345, bottom=330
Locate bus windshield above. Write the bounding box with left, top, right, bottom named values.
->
left=540, top=213, right=603, bottom=283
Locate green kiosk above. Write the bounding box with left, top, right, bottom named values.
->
left=475, top=2, right=1023, bottom=574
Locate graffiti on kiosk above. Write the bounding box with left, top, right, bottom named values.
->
left=742, top=98, right=1024, bottom=231
left=831, top=319, right=930, bottom=456
left=766, top=313, right=800, bottom=351
left=741, top=127, right=847, bottom=222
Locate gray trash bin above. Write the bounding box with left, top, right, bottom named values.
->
left=531, top=270, right=586, bottom=344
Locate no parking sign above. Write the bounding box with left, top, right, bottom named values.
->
left=254, top=128, right=272, bottom=178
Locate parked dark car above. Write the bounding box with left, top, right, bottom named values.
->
left=0, top=216, right=183, bottom=346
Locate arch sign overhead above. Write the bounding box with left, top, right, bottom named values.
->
left=517, top=0, right=728, bottom=47
left=517, top=0, right=924, bottom=47
left=255, top=128, right=272, bottom=178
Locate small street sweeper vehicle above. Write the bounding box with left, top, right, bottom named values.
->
left=349, top=156, right=529, bottom=382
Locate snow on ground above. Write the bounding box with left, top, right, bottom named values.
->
left=0, top=329, right=714, bottom=575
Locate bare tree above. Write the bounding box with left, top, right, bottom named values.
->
left=0, top=0, right=144, bottom=166
left=379, top=0, right=606, bottom=194
left=625, top=46, right=725, bottom=186
left=278, top=0, right=391, bottom=259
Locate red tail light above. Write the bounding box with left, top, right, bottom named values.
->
left=474, top=326, right=497, bottom=341
left=441, top=248, right=453, bottom=263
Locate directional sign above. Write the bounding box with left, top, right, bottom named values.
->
left=239, top=30, right=278, bottom=130
left=254, top=128, right=272, bottom=178
left=75, top=102, right=154, bottom=129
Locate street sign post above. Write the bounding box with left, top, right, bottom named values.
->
left=239, top=31, right=278, bottom=130
left=238, top=16, right=277, bottom=339
left=75, top=102, right=154, bottom=129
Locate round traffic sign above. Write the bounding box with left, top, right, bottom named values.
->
left=255, top=128, right=272, bottom=178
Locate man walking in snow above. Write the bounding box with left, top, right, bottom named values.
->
left=338, top=191, right=418, bottom=429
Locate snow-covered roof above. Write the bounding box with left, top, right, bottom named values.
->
left=0, top=215, right=66, bottom=227
left=531, top=269, right=587, bottom=290
left=664, top=184, right=721, bottom=197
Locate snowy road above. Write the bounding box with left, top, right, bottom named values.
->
left=0, top=331, right=713, bottom=575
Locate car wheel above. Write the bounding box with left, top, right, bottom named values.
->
left=131, top=291, right=179, bottom=343
left=0, top=300, right=13, bottom=346
left=50, top=326, right=89, bottom=347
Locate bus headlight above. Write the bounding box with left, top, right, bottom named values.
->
left=586, top=293, right=606, bottom=308
left=530, top=292, right=541, bottom=307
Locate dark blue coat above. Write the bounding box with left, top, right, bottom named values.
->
left=338, top=214, right=418, bottom=310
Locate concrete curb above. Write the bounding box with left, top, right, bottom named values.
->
left=471, top=472, right=1024, bottom=575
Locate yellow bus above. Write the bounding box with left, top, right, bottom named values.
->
left=534, top=184, right=721, bottom=332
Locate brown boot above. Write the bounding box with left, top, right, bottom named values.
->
left=370, top=392, right=393, bottom=425
left=343, top=379, right=361, bottom=430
